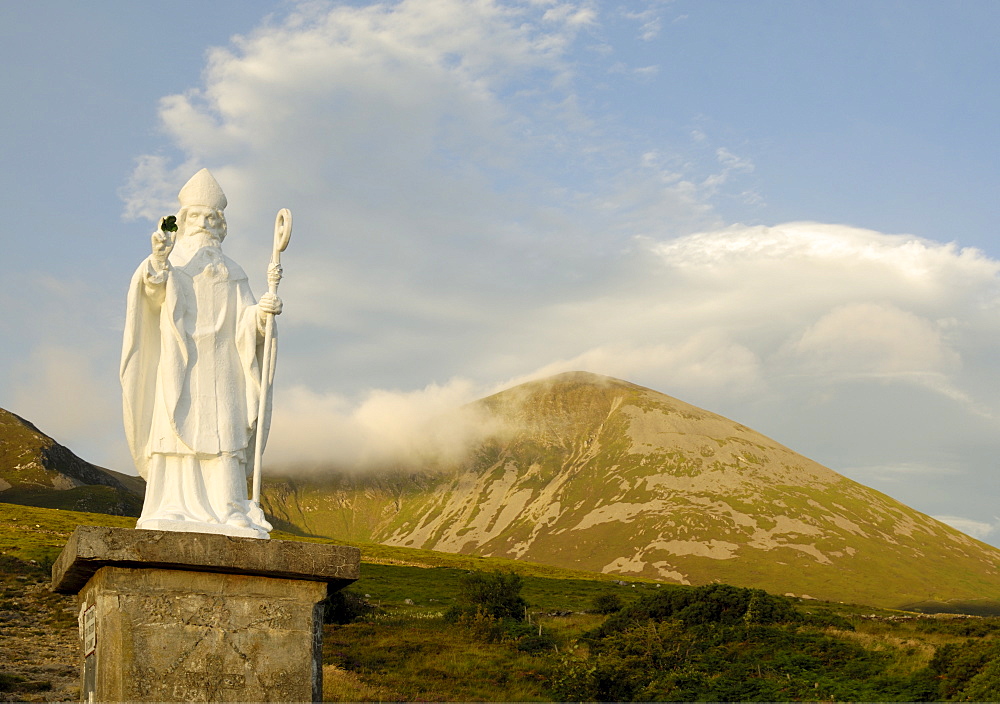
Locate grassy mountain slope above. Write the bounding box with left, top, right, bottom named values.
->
left=262, top=372, right=1000, bottom=612
left=0, top=408, right=142, bottom=516
left=7, top=501, right=1000, bottom=703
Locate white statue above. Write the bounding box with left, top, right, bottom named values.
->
left=121, top=169, right=287, bottom=539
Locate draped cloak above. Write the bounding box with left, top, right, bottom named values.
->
left=120, top=248, right=273, bottom=482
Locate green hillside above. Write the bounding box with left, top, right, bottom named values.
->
left=262, top=372, right=1000, bottom=613
left=0, top=409, right=141, bottom=516
left=8, top=502, right=1000, bottom=702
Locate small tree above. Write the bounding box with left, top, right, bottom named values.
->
left=592, top=592, right=624, bottom=615
left=447, top=569, right=528, bottom=622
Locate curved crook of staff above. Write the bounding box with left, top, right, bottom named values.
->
left=252, top=208, right=292, bottom=506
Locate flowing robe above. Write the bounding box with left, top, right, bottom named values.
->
left=121, top=246, right=273, bottom=535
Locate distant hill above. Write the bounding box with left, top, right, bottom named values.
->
left=0, top=408, right=143, bottom=516
left=261, top=372, right=1000, bottom=613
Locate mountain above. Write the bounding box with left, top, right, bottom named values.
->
left=262, top=372, right=1000, bottom=612
left=0, top=408, right=143, bottom=516
left=6, top=373, right=1000, bottom=613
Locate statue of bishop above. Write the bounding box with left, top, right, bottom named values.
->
left=121, top=169, right=278, bottom=538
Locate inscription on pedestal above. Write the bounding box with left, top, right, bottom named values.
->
left=53, top=527, right=360, bottom=703
left=81, top=567, right=325, bottom=702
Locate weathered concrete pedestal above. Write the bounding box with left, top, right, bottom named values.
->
left=52, top=526, right=360, bottom=703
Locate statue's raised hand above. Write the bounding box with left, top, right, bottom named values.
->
left=151, top=218, right=176, bottom=269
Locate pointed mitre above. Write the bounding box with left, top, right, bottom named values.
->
left=178, top=168, right=228, bottom=210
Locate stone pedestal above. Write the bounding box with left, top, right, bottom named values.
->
left=52, top=526, right=360, bottom=703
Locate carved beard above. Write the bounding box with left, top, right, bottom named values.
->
left=170, top=229, right=224, bottom=267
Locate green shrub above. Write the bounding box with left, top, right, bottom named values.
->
left=797, top=609, right=856, bottom=631
left=588, top=583, right=798, bottom=640
left=557, top=583, right=937, bottom=702
left=957, top=656, right=1000, bottom=702
left=322, top=589, right=377, bottom=624
left=515, top=631, right=558, bottom=653
left=505, top=621, right=558, bottom=652
left=445, top=569, right=528, bottom=622
left=548, top=654, right=599, bottom=702
left=591, top=591, right=623, bottom=614
left=915, top=617, right=1000, bottom=637
left=453, top=608, right=509, bottom=643
left=0, top=674, right=27, bottom=693
left=928, top=637, right=1000, bottom=700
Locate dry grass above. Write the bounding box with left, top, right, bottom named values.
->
left=323, top=618, right=554, bottom=701
left=827, top=620, right=976, bottom=677
left=323, top=664, right=400, bottom=702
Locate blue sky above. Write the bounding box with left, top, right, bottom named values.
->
left=3, top=0, right=1000, bottom=545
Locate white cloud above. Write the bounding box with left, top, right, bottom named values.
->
left=647, top=222, right=998, bottom=282
left=501, top=333, right=763, bottom=400
left=265, top=378, right=504, bottom=472
left=785, top=302, right=959, bottom=377
left=933, top=515, right=1000, bottom=541
left=623, top=5, right=664, bottom=41
left=715, top=147, right=754, bottom=175
left=480, top=222, right=1000, bottom=451
left=122, top=1, right=583, bottom=212
left=121, top=1, right=677, bottom=319
left=121, top=155, right=202, bottom=222
left=641, top=224, right=1000, bottom=338
left=116, top=0, right=739, bottom=396
left=542, top=2, right=597, bottom=28
left=842, top=462, right=962, bottom=483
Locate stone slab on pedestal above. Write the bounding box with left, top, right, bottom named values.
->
left=52, top=526, right=360, bottom=703
left=52, top=525, right=359, bottom=594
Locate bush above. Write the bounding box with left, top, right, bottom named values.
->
left=445, top=569, right=528, bottom=622
left=323, top=589, right=377, bottom=624
left=443, top=570, right=563, bottom=652
left=957, top=656, right=1000, bottom=702
left=928, top=637, right=1000, bottom=700
left=453, top=608, right=509, bottom=642
left=506, top=621, right=559, bottom=652
left=797, top=609, right=856, bottom=631
left=555, top=583, right=925, bottom=702
left=588, top=583, right=799, bottom=640
left=548, top=654, right=599, bottom=702
left=915, top=617, right=1000, bottom=637
left=0, top=673, right=27, bottom=693
left=591, top=591, right=623, bottom=614
left=565, top=616, right=902, bottom=702
left=516, top=631, right=559, bottom=653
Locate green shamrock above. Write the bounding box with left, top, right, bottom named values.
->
left=161, top=215, right=178, bottom=233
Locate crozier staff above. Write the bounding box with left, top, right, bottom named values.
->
left=121, top=169, right=280, bottom=538
left=252, top=208, right=292, bottom=506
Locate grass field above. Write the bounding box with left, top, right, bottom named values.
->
left=5, top=501, right=1000, bottom=702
